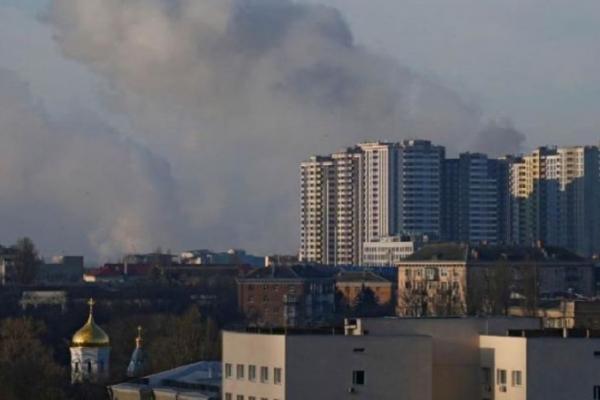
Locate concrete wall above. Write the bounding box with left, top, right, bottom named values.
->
left=286, top=334, right=431, bottom=400
left=480, top=336, right=527, bottom=400
left=358, top=318, right=540, bottom=400
left=222, top=331, right=286, bottom=400
left=222, top=330, right=432, bottom=400
left=527, top=338, right=600, bottom=400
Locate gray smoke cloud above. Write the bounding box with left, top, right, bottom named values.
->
left=0, top=0, right=527, bottom=258
left=0, top=68, right=185, bottom=259
left=472, top=119, right=527, bottom=157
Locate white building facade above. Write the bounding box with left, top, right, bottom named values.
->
left=361, top=236, right=416, bottom=267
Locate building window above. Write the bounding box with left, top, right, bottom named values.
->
left=225, top=363, right=232, bottom=378
left=594, top=385, right=600, bottom=400
left=353, top=370, right=365, bottom=385
left=511, top=370, right=522, bottom=386
left=237, top=396, right=244, bottom=400
left=237, top=364, right=245, bottom=379
left=260, top=366, right=269, bottom=383
left=87, top=361, right=92, bottom=374
left=249, top=365, right=256, bottom=381
left=426, top=268, right=436, bottom=280
left=274, top=367, right=282, bottom=385
left=74, top=362, right=80, bottom=373
left=249, top=397, right=256, bottom=400
left=225, top=394, right=232, bottom=400
left=481, top=367, right=491, bottom=391
left=497, top=369, right=507, bottom=385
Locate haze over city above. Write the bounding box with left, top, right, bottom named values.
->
left=1, top=0, right=599, bottom=260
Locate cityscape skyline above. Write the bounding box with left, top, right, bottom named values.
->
left=301, top=141, right=600, bottom=265
left=1, top=2, right=600, bottom=399
left=1, top=0, right=599, bottom=261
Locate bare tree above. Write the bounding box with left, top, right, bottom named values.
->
left=13, top=237, right=40, bottom=285
left=397, top=284, right=429, bottom=317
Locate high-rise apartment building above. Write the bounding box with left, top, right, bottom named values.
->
left=358, top=142, right=397, bottom=241
left=301, top=142, right=599, bottom=265
left=443, top=153, right=508, bottom=244
left=300, top=149, right=363, bottom=265
left=508, top=146, right=600, bottom=256
left=396, top=140, right=445, bottom=239
left=300, top=140, right=444, bottom=266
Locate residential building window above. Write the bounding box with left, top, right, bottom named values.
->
left=249, top=397, right=256, bottom=400
left=237, top=364, right=245, bottom=379
left=481, top=367, right=491, bottom=391
left=225, top=394, right=232, bottom=400
left=237, top=395, right=244, bottom=400
left=249, top=365, right=256, bottom=381
left=260, top=366, right=269, bottom=383
left=497, top=369, right=507, bottom=385
left=225, top=363, right=232, bottom=378
left=352, top=370, right=365, bottom=385
left=594, top=385, right=600, bottom=400
left=274, top=367, right=282, bottom=385
left=511, top=370, right=522, bottom=386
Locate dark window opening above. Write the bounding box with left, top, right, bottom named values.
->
left=353, top=370, right=365, bottom=385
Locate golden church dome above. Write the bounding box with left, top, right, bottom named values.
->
left=71, top=299, right=110, bottom=347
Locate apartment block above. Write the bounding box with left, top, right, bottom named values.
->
left=397, top=243, right=595, bottom=317
left=443, top=154, right=509, bottom=244
left=237, top=265, right=336, bottom=328
left=361, top=236, right=416, bottom=266
left=358, top=142, right=398, bottom=241
left=300, top=140, right=444, bottom=266
left=396, top=140, right=445, bottom=238
left=508, top=146, right=600, bottom=257
left=299, top=149, right=363, bottom=265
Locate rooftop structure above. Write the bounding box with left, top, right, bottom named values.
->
left=109, top=361, right=221, bottom=400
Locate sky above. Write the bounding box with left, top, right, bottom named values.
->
left=0, top=0, right=598, bottom=260
left=314, top=0, right=600, bottom=147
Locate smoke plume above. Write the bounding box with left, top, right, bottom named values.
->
left=0, top=0, right=527, bottom=258
left=0, top=68, right=185, bottom=258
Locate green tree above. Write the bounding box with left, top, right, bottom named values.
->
left=351, top=286, right=393, bottom=317
left=0, top=318, right=66, bottom=400
left=13, top=237, right=40, bottom=285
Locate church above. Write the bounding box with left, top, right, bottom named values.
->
left=70, top=298, right=146, bottom=384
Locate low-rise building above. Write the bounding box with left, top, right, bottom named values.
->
left=481, top=329, right=600, bottom=400
left=397, top=243, right=595, bottom=316
left=0, top=245, right=18, bottom=285
left=222, top=328, right=432, bottom=400
left=222, top=317, right=541, bottom=400
left=509, top=299, right=600, bottom=329
left=335, top=270, right=393, bottom=306
left=20, top=290, right=68, bottom=312
left=237, top=265, right=337, bottom=328
left=108, top=361, right=221, bottom=400
left=37, top=256, right=84, bottom=284
left=362, top=236, right=417, bottom=267
left=264, top=255, right=299, bottom=268
left=180, top=249, right=264, bottom=267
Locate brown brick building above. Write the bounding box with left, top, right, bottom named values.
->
left=237, top=265, right=336, bottom=328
